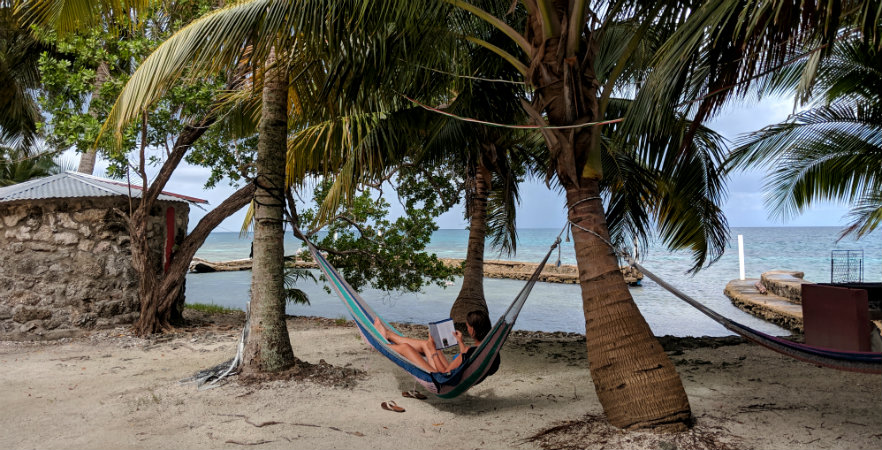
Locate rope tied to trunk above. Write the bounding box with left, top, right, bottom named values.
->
left=565, top=196, right=627, bottom=259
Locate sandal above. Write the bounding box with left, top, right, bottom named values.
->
left=381, top=400, right=405, bottom=413
left=402, top=390, right=427, bottom=400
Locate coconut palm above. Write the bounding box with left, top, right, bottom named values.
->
left=0, top=141, right=58, bottom=185
left=0, top=4, right=45, bottom=145
left=100, top=0, right=450, bottom=373
left=14, top=0, right=154, bottom=35
left=728, top=33, right=882, bottom=238
left=14, top=0, right=159, bottom=173
left=286, top=27, right=539, bottom=326
left=439, top=1, right=723, bottom=429
left=422, top=58, right=539, bottom=325
left=444, top=0, right=878, bottom=430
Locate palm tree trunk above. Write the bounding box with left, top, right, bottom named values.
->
left=522, top=1, right=691, bottom=428
left=77, top=61, right=109, bottom=175
left=450, top=163, right=491, bottom=324
left=566, top=181, right=691, bottom=430
left=241, top=46, right=295, bottom=374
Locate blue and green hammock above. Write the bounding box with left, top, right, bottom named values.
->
left=305, top=237, right=561, bottom=398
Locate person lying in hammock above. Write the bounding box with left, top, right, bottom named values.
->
left=374, top=310, right=501, bottom=378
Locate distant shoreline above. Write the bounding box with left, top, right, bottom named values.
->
left=189, top=256, right=643, bottom=285
left=204, top=225, right=850, bottom=235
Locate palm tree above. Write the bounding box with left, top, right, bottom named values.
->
left=14, top=0, right=158, bottom=174
left=424, top=74, right=537, bottom=326
left=1, top=3, right=44, bottom=145
left=440, top=1, right=723, bottom=429
left=239, top=45, right=297, bottom=374
left=727, top=33, right=882, bottom=238
left=100, top=0, right=448, bottom=373
left=0, top=141, right=58, bottom=185
left=445, top=0, right=881, bottom=430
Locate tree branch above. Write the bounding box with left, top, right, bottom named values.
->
left=159, top=181, right=257, bottom=302
left=142, top=113, right=217, bottom=207
left=282, top=190, right=374, bottom=258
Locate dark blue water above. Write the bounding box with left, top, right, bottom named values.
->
left=187, top=227, right=882, bottom=337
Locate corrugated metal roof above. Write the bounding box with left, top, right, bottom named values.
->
left=0, top=172, right=208, bottom=204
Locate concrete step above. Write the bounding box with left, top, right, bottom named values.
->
left=724, top=278, right=804, bottom=332
left=760, top=270, right=813, bottom=304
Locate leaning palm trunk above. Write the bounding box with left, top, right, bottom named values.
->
left=522, top=3, right=691, bottom=429
left=566, top=182, right=691, bottom=429
left=450, top=164, right=492, bottom=324
left=241, top=46, right=296, bottom=374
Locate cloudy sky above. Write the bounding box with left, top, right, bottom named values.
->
left=93, top=94, right=847, bottom=232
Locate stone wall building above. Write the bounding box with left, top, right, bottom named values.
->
left=0, top=172, right=206, bottom=340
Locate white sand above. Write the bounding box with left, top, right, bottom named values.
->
left=1, top=315, right=879, bottom=449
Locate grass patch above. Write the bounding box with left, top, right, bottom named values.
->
left=185, top=302, right=239, bottom=314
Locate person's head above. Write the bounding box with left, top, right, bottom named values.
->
left=466, top=310, right=492, bottom=342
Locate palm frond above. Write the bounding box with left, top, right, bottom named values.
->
left=485, top=164, right=521, bottom=256
left=624, top=0, right=877, bottom=144
left=603, top=96, right=730, bottom=272
left=840, top=191, right=882, bottom=239
left=283, top=266, right=316, bottom=305
left=15, top=0, right=154, bottom=35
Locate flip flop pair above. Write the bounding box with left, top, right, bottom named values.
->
left=401, top=390, right=427, bottom=400
left=381, top=400, right=405, bottom=413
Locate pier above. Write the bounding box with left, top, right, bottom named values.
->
left=725, top=270, right=882, bottom=336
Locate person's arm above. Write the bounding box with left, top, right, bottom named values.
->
left=445, top=350, right=465, bottom=371
left=454, top=330, right=467, bottom=353
left=437, top=330, right=469, bottom=372
left=425, top=333, right=465, bottom=372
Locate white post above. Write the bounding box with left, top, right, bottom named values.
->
left=738, top=234, right=745, bottom=281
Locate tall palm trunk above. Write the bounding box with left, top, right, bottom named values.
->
left=524, top=3, right=690, bottom=429
left=450, top=163, right=491, bottom=324
left=77, top=61, right=109, bottom=175
left=241, top=47, right=295, bottom=374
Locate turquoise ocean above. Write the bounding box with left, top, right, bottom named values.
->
left=188, top=227, right=882, bottom=337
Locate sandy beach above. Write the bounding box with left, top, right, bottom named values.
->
left=1, top=311, right=879, bottom=450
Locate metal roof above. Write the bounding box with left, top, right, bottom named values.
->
left=0, top=172, right=208, bottom=205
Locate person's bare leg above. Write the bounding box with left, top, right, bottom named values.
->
left=374, top=318, right=429, bottom=351
left=373, top=319, right=440, bottom=371
left=374, top=317, right=390, bottom=341
left=388, top=343, right=437, bottom=372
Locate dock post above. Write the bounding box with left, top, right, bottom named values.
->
left=738, top=235, right=745, bottom=280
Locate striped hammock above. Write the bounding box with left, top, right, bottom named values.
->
left=629, top=260, right=882, bottom=374
left=305, top=237, right=561, bottom=398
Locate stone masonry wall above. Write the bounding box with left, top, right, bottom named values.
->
left=0, top=197, right=189, bottom=340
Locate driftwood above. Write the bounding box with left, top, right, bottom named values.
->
left=189, top=256, right=643, bottom=285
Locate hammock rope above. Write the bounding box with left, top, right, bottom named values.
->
left=568, top=215, right=882, bottom=375
left=400, top=94, right=624, bottom=130
left=629, top=258, right=882, bottom=374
